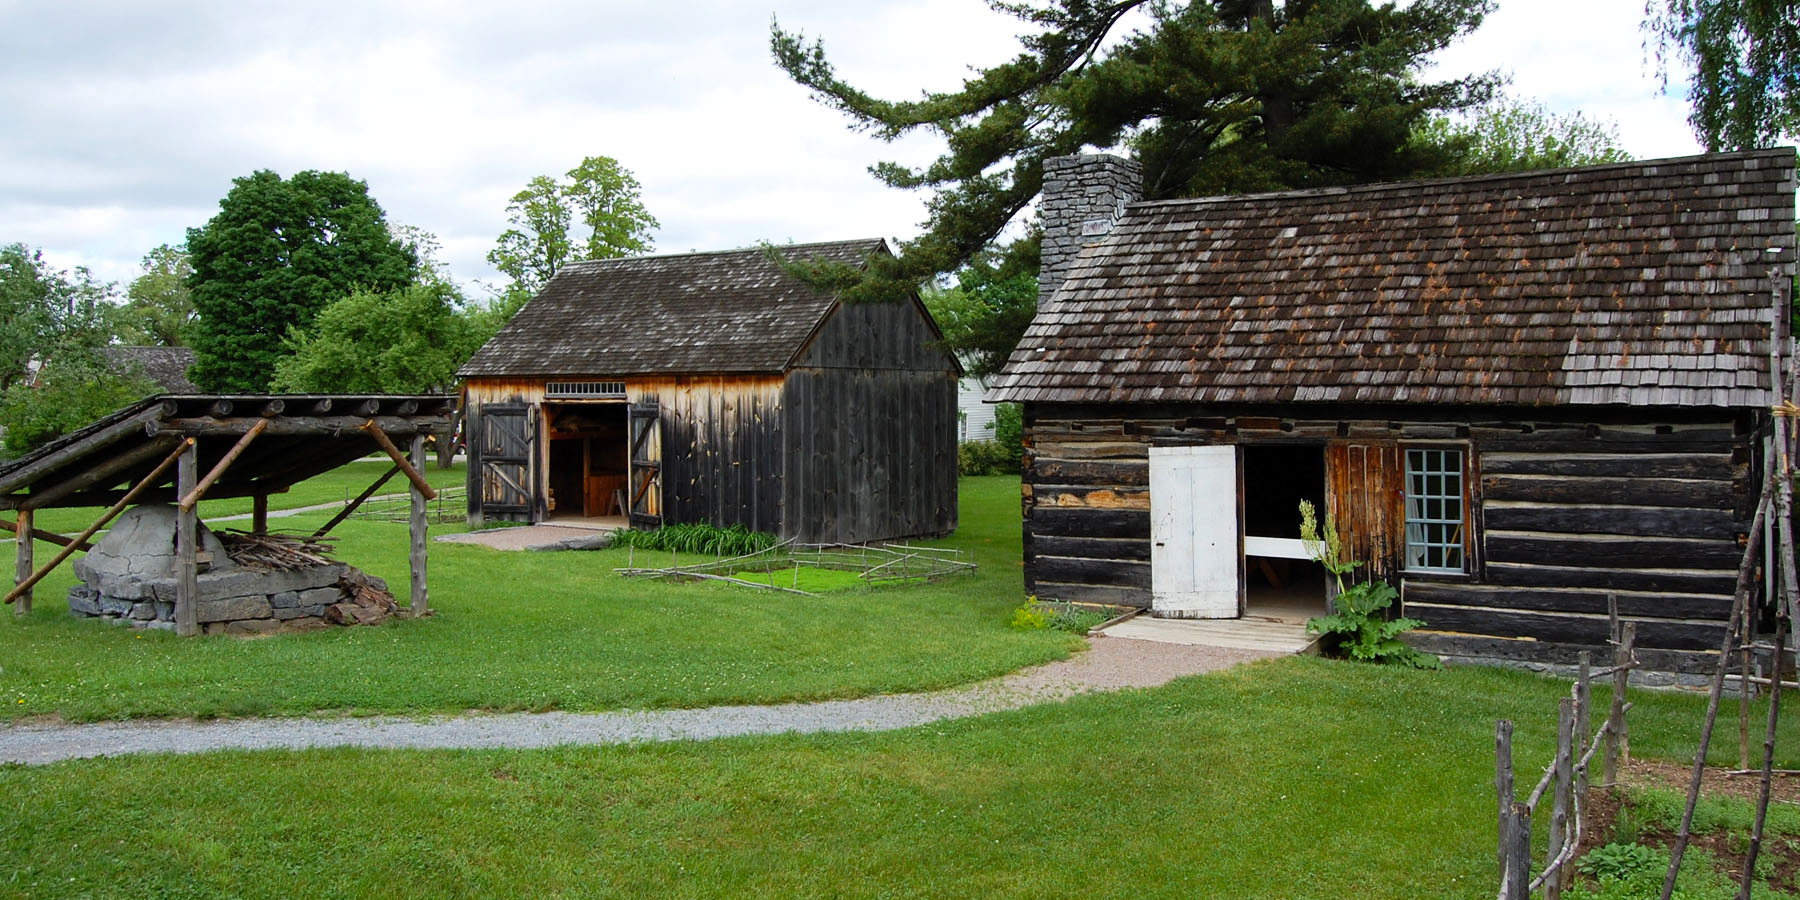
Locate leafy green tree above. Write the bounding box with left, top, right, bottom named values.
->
left=1416, top=97, right=1633, bottom=175
left=0, top=244, right=158, bottom=456
left=771, top=0, right=1498, bottom=294
left=0, top=353, right=156, bottom=456
left=116, top=244, right=195, bottom=347
left=185, top=170, right=418, bottom=392
left=488, top=156, right=657, bottom=297
left=0, top=244, right=118, bottom=391
left=922, top=245, right=1040, bottom=379
left=1648, top=0, right=1799, bottom=150
left=271, top=281, right=496, bottom=395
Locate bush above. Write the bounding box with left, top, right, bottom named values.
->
left=959, top=440, right=1020, bottom=475
left=1009, top=596, right=1111, bottom=634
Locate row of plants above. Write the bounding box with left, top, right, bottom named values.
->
left=608, top=522, right=778, bottom=557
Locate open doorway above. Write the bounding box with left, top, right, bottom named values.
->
left=544, top=404, right=629, bottom=523
left=1242, top=444, right=1329, bottom=624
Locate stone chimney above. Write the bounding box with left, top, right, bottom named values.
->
left=1039, top=153, right=1142, bottom=306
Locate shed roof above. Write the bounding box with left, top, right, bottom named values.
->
left=458, top=239, right=887, bottom=378
left=990, top=149, right=1797, bottom=408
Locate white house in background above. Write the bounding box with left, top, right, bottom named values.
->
left=956, top=361, right=998, bottom=443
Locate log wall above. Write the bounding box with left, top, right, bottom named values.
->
left=1022, top=402, right=1758, bottom=655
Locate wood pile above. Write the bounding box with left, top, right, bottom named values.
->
left=327, top=569, right=398, bottom=626
left=216, top=529, right=339, bottom=571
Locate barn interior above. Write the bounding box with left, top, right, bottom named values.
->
left=544, top=403, right=629, bottom=522
left=1241, top=444, right=1329, bottom=620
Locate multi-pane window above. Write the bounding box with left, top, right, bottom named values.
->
left=1404, top=448, right=1466, bottom=574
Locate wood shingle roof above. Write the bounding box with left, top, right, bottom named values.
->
left=458, top=238, right=887, bottom=378
left=990, top=149, right=1797, bottom=408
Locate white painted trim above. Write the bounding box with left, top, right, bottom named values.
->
left=1244, top=536, right=1311, bottom=560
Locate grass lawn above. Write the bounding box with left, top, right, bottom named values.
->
left=19, top=458, right=469, bottom=536
left=0, top=476, right=1076, bottom=721
left=4, top=659, right=1798, bottom=899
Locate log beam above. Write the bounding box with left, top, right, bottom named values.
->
left=0, top=517, right=93, bottom=552
left=363, top=421, right=437, bottom=501
left=312, top=465, right=401, bottom=539
left=4, top=438, right=192, bottom=606
left=178, top=417, right=268, bottom=511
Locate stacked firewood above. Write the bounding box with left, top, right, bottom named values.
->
left=216, top=530, right=339, bottom=571
left=327, top=569, right=398, bottom=626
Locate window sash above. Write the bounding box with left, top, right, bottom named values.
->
left=1404, top=448, right=1466, bottom=574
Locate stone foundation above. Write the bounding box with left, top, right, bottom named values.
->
left=67, top=504, right=395, bottom=636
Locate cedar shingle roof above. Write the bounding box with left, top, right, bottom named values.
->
left=990, top=149, right=1797, bottom=407
left=101, top=346, right=197, bottom=394
left=458, top=239, right=886, bottom=378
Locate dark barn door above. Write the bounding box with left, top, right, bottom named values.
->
left=628, top=401, right=663, bottom=529
left=477, top=403, right=535, bottom=521
left=1326, top=441, right=1405, bottom=581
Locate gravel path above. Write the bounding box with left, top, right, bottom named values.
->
left=0, top=637, right=1276, bottom=765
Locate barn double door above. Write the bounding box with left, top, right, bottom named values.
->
left=476, top=403, right=535, bottom=520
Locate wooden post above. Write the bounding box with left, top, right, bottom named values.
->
left=1500, top=802, right=1532, bottom=900
left=1576, top=651, right=1592, bottom=810
left=1496, top=719, right=1514, bottom=867
left=12, top=507, right=31, bottom=616
left=409, top=433, right=429, bottom=618
left=176, top=443, right=198, bottom=637
left=252, top=494, right=268, bottom=535
left=3, top=439, right=191, bottom=607
left=1606, top=622, right=1635, bottom=786
left=1547, top=697, right=1575, bottom=900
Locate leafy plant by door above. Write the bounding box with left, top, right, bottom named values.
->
left=1298, top=500, right=1441, bottom=670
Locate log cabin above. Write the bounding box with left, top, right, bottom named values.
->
left=987, top=150, right=1797, bottom=669
left=457, top=239, right=960, bottom=544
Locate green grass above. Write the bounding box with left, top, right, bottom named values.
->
left=727, top=565, right=871, bottom=592
left=4, top=658, right=1799, bottom=899
left=19, top=458, right=468, bottom=536
left=1, top=476, right=1075, bottom=721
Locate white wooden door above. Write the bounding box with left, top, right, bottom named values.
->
left=1150, top=445, right=1241, bottom=618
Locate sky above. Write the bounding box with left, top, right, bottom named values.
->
left=1, top=0, right=1706, bottom=297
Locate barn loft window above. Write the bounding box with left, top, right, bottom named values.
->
left=546, top=381, right=626, bottom=399
left=1404, top=448, right=1467, bottom=574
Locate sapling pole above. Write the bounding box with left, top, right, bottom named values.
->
left=1660, top=493, right=1767, bottom=900
left=1576, top=651, right=1592, bottom=812
left=1496, top=719, right=1514, bottom=868
left=1547, top=697, right=1574, bottom=900
left=1606, top=622, right=1635, bottom=786
left=1739, top=614, right=1784, bottom=900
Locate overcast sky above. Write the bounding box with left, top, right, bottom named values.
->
left=2, top=0, right=1705, bottom=296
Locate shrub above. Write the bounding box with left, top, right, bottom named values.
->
left=959, top=440, right=1021, bottom=475
left=1009, top=596, right=1111, bottom=634
left=1298, top=500, right=1440, bottom=670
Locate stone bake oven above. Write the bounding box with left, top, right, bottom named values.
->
left=67, top=504, right=395, bottom=635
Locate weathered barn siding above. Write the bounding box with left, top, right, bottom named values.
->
left=640, top=375, right=786, bottom=535
left=1022, top=402, right=1754, bottom=655
left=783, top=300, right=959, bottom=544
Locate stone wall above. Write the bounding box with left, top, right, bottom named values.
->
left=1038, top=153, right=1142, bottom=307
left=65, top=503, right=395, bottom=636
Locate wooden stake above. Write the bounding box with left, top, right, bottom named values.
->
left=1500, top=801, right=1532, bottom=900
left=252, top=494, right=268, bottom=535
left=178, top=417, right=268, bottom=511
left=12, top=508, right=30, bottom=616
left=1576, top=651, right=1592, bottom=811
left=408, top=434, right=428, bottom=617
left=1606, top=621, right=1635, bottom=785
left=1548, top=697, right=1574, bottom=900
left=175, top=443, right=198, bottom=637
left=1496, top=719, right=1514, bottom=867
left=311, top=464, right=401, bottom=539
left=3, top=438, right=192, bottom=606
left=1740, top=614, right=1785, bottom=900
left=362, top=420, right=437, bottom=500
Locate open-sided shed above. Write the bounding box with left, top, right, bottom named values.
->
left=1, top=394, right=455, bottom=635
left=457, top=239, right=961, bottom=544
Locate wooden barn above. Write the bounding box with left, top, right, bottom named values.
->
left=457, top=239, right=960, bottom=544
left=988, top=149, right=1797, bottom=668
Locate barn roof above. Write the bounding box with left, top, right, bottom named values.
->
left=990, top=149, right=1797, bottom=408
left=458, top=238, right=888, bottom=378
left=102, top=346, right=198, bottom=394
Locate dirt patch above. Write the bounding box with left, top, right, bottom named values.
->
left=1575, top=760, right=1800, bottom=892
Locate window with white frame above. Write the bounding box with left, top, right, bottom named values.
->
left=1404, top=447, right=1466, bottom=574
